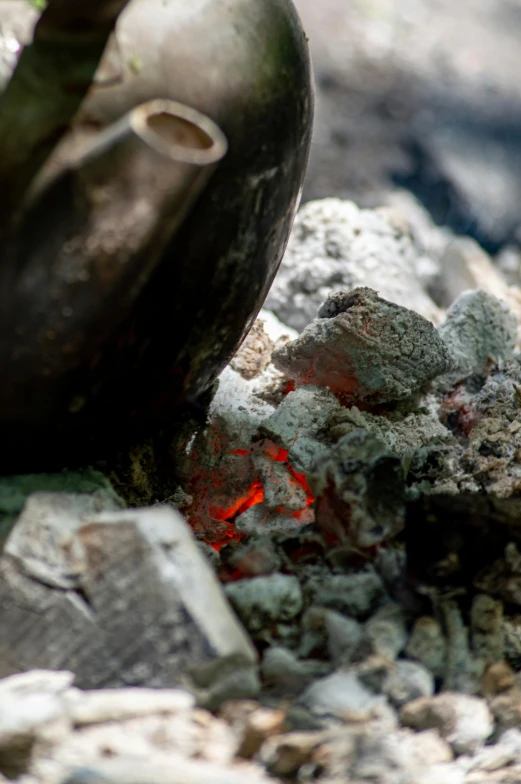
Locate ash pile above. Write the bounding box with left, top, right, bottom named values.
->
left=5, top=198, right=521, bottom=783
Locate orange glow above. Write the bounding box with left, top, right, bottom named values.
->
left=209, top=479, right=264, bottom=522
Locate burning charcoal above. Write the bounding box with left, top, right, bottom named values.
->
left=400, top=693, right=493, bottom=756
left=383, top=660, right=435, bottom=709
left=272, top=288, right=454, bottom=403
left=172, top=366, right=274, bottom=545
left=306, top=569, right=386, bottom=620
left=260, top=385, right=342, bottom=452
left=226, top=538, right=282, bottom=578
left=438, top=290, right=517, bottom=381
left=235, top=504, right=311, bottom=538
left=224, top=574, right=303, bottom=635
left=265, top=198, right=442, bottom=331
left=0, top=501, right=258, bottom=708
left=310, top=430, right=406, bottom=548
left=251, top=447, right=310, bottom=512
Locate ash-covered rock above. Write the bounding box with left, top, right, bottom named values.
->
left=311, top=429, right=406, bottom=548
left=272, top=287, right=454, bottom=403
left=265, top=198, right=442, bottom=330
left=0, top=501, right=258, bottom=707
left=438, top=289, right=517, bottom=381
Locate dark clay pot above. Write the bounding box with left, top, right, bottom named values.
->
left=0, top=0, right=313, bottom=471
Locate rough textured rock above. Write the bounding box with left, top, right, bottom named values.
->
left=438, top=289, right=517, bottom=380
left=265, top=199, right=442, bottom=331
left=297, top=670, right=396, bottom=726
left=272, top=288, right=454, bottom=402
left=0, top=502, right=258, bottom=707
left=311, top=429, right=406, bottom=547
left=400, top=693, right=493, bottom=755
left=225, top=575, right=303, bottom=635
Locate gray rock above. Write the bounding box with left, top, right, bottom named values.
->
left=272, top=287, right=454, bottom=402
left=438, top=289, right=517, bottom=381
left=311, top=429, right=406, bottom=548
left=383, top=660, right=435, bottom=708
left=225, top=574, right=303, bottom=634
left=297, top=670, right=396, bottom=726
left=360, top=604, right=408, bottom=661
left=406, top=617, right=448, bottom=678
left=260, top=647, right=312, bottom=694
left=471, top=594, right=505, bottom=664
left=400, top=693, right=493, bottom=756
left=310, top=569, right=386, bottom=620
left=0, top=504, right=258, bottom=708
left=260, top=385, right=342, bottom=454
left=324, top=610, right=363, bottom=666
left=265, top=198, right=441, bottom=331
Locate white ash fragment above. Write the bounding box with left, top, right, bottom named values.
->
left=406, top=617, right=448, bottom=678
left=224, top=574, right=303, bottom=635
left=0, top=670, right=73, bottom=776
left=272, top=287, right=454, bottom=403
left=63, top=687, right=195, bottom=726
left=310, top=429, right=406, bottom=548
left=468, top=727, right=521, bottom=773
left=438, top=289, right=517, bottom=381
left=296, top=669, right=397, bottom=727
left=400, top=692, right=493, bottom=756
left=265, top=198, right=442, bottom=331
left=260, top=385, right=342, bottom=450
left=383, top=660, right=435, bottom=709
left=257, top=308, right=298, bottom=344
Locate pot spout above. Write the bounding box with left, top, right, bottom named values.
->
left=0, top=100, right=226, bottom=447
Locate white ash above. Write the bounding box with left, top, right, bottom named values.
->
left=438, top=289, right=517, bottom=381
left=272, top=287, right=454, bottom=403
left=265, top=197, right=442, bottom=330
left=400, top=692, right=493, bottom=756
left=296, top=669, right=397, bottom=727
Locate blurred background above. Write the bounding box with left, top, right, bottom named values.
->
left=294, top=0, right=521, bottom=255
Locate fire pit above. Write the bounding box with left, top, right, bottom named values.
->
left=4, top=194, right=521, bottom=783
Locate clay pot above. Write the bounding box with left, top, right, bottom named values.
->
left=0, top=0, right=313, bottom=470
